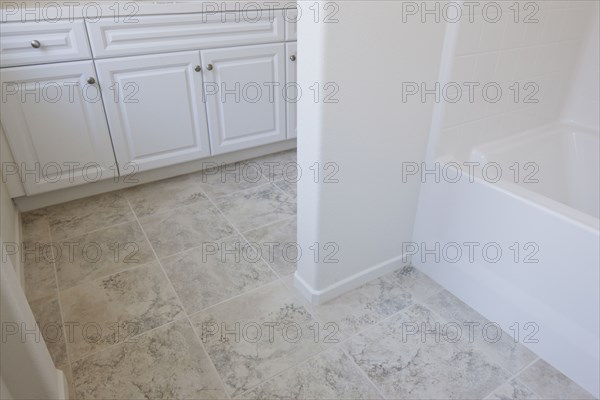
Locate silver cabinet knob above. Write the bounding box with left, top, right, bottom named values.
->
left=195, top=65, right=201, bottom=72
left=31, top=40, right=41, bottom=48
left=290, top=55, right=296, bottom=61
left=206, top=64, right=213, bottom=71
left=87, top=77, right=96, bottom=85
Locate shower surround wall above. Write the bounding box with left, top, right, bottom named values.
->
left=413, top=1, right=600, bottom=396
left=434, top=0, right=595, bottom=159
left=562, top=2, right=600, bottom=130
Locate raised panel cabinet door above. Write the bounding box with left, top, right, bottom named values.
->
left=202, top=43, right=287, bottom=155
left=95, top=51, right=211, bottom=172
left=286, top=42, right=297, bottom=139
left=0, top=61, right=116, bottom=195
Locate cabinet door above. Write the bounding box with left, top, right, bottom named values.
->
left=202, top=43, right=286, bottom=155
left=95, top=51, right=210, bottom=172
left=286, top=42, right=297, bottom=139
left=0, top=61, right=116, bottom=195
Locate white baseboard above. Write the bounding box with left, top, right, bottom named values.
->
left=293, top=253, right=410, bottom=304
left=14, top=140, right=296, bottom=211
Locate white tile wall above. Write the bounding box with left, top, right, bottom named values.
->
left=436, top=0, right=596, bottom=158
left=562, top=1, right=600, bottom=130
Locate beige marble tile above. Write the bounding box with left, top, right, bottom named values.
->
left=518, top=359, right=595, bottom=399
left=243, top=217, right=297, bottom=276
left=124, top=174, right=213, bottom=218
left=140, top=204, right=235, bottom=258
left=21, top=208, right=50, bottom=242
left=191, top=161, right=268, bottom=199
left=486, top=379, right=539, bottom=400
left=273, top=179, right=297, bottom=199
left=424, top=289, right=536, bottom=374
left=215, top=184, right=296, bottom=232
left=55, top=221, right=155, bottom=290
left=29, top=293, right=68, bottom=367
left=284, top=266, right=440, bottom=339
left=22, top=241, right=58, bottom=302
left=61, top=261, right=184, bottom=360
left=239, top=347, right=382, bottom=399
left=252, top=150, right=298, bottom=182
left=21, top=212, right=59, bottom=302
left=72, top=319, right=226, bottom=400
left=162, top=234, right=277, bottom=314
left=344, top=303, right=512, bottom=399
left=299, top=273, right=414, bottom=340
left=189, top=281, right=328, bottom=397
left=389, top=265, right=444, bottom=301
left=46, top=192, right=135, bottom=241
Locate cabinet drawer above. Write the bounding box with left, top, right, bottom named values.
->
left=0, top=20, right=91, bottom=67
left=87, top=11, right=285, bottom=58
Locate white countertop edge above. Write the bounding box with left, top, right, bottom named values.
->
left=1, top=1, right=298, bottom=23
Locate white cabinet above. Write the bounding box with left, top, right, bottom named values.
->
left=286, top=42, right=297, bottom=139
left=95, top=51, right=211, bottom=172
left=0, top=61, right=116, bottom=195
left=1, top=9, right=297, bottom=200
left=202, top=43, right=287, bottom=155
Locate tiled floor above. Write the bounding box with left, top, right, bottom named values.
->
left=21, top=149, right=595, bottom=400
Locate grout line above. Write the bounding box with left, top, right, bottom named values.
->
left=201, top=186, right=286, bottom=298
left=57, top=259, right=158, bottom=294
left=208, top=180, right=274, bottom=202
left=236, top=213, right=296, bottom=236
left=185, top=280, right=283, bottom=320
left=156, top=213, right=296, bottom=266
left=49, top=215, right=136, bottom=244
left=338, top=345, right=388, bottom=400
left=269, top=178, right=296, bottom=199
left=126, top=197, right=233, bottom=399
left=481, top=356, right=542, bottom=399
left=232, top=344, right=340, bottom=398
left=187, top=317, right=233, bottom=400
left=65, top=313, right=190, bottom=365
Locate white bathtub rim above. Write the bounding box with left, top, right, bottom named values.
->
left=471, top=120, right=598, bottom=158
left=437, top=155, right=600, bottom=233
left=438, top=120, right=599, bottom=231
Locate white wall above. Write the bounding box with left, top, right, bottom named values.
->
left=434, top=1, right=596, bottom=159
left=0, top=256, right=67, bottom=399
left=1, top=125, right=22, bottom=280
left=562, top=1, right=600, bottom=130
left=294, top=1, right=446, bottom=302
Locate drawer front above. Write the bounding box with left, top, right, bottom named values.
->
left=87, top=11, right=285, bottom=58
left=0, top=20, right=91, bottom=67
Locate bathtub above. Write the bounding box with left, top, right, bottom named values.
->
left=412, top=122, right=600, bottom=397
